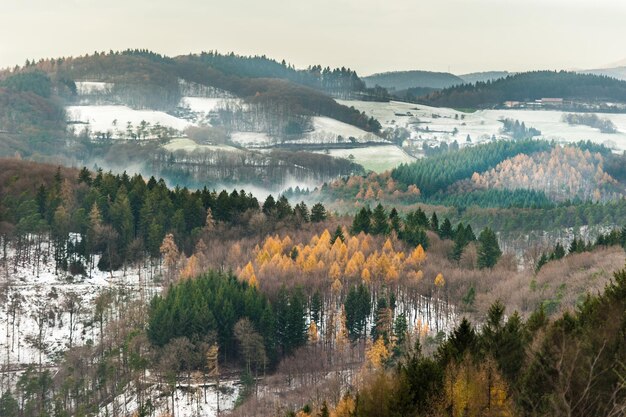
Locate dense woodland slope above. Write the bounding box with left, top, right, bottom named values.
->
left=0, top=50, right=383, bottom=131
left=419, top=70, right=626, bottom=108
left=0, top=158, right=625, bottom=416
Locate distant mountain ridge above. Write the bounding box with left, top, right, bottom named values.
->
left=418, top=70, right=626, bottom=108
left=459, top=71, right=512, bottom=84
left=579, top=66, right=626, bottom=82
left=363, top=70, right=464, bottom=91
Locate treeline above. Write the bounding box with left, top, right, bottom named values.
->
left=0, top=159, right=330, bottom=272
left=562, top=112, right=618, bottom=133
left=351, top=204, right=501, bottom=267
left=500, top=118, right=541, bottom=139
left=0, top=70, right=52, bottom=98
left=536, top=225, right=626, bottom=271
left=186, top=51, right=367, bottom=97
left=392, top=139, right=553, bottom=196
left=320, top=268, right=626, bottom=416
left=150, top=148, right=364, bottom=188
left=425, top=188, right=554, bottom=209
left=3, top=50, right=383, bottom=134
left=419, top=70, right=626, bottom=108
left=458, top=198, right=626, bottom=233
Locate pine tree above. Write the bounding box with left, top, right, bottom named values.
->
left=389, top=208, right=401, bottom=234
left=275, top=196, right=293, bottom=219
left=310, top=203, right=327, bottom=222
left=330, top=225, right=345, bottom=244
left=394, top=313, right=408, bottom=350
left=553, top=242, right=565, bottom=259
left=78, top=167, right=92, bottom=185
left=430, top=212, right=439, bottom=232
left=351, top=207, right=372, bottom=234
left=294, top=202, right=310, bottom=222
left=439, top=218, right=454, bottom=239
left=371, top=203, right=390, bottom=235
left=262, top=195, right=276, bottom=215
left=319, top=401, right=330, bottom=417
left=477, top=228, right=502, bottom=269
left=109, top=186, right=134, bottom=254
left=536, top=253, right=549, bottom=272
left=0, top=391, right=19, bottom=417
left=310, top=290, right=322, bottom=325
left=372, top=297, right=392, bottom=344
left=344, top=284, right=371, bottom=340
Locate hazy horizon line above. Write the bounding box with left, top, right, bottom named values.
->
left=2, top=47, right=621, bottom=78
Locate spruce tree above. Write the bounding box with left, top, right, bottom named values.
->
left=294, top=202, right=310, bottom=222
left=439, top=218, right=454, bottom=239
left=310, top=291, right=322, bottom=325
left=536, top=253, right=548, bottom=272
left=262, top=195, right=276, bottom=216
left=351, top=207, right=372, bottom=234
left=331, top=225, right=345, bottom=244
left=389, top=208, right=401, bottom=234
left=430, top=212, right=439, bottom=232
left=310, top=203, right=327, bottom=222
left=275, top=196, right=293, bottom=219
left=371, top=203, right=389, bottom=235
left=477, top=227, right=502, bottom=269
left=553, top=242, right=565, bottom=259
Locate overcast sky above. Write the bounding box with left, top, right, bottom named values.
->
left=2, top=0, right=625, bottom=75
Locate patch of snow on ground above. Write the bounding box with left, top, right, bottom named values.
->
left=339, top=99, right=626, bottom=151
left=0, top=239, right=160, bottom=369
left=309, top=116, right=373, bottom=140
left=315, top=145, right=416, bottom=172
left=99, top=379, right=240, bottom=417
left=230, top=132, right=273, bottom=147
left=180, top=97, right=239, bottom=114
left=163, top=138, right=241, bottom=153
left=67, top=105, right=192, bottom=136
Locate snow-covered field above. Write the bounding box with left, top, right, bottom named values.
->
left=67, top=105, right=192, bottom=136
left=309, top=116, right=378, bottom=141
left=163, top=138, right=241, bottom=153
left=339, top=99, right=626, bottom=151
left=315, top=145, right=416, bottom=172
left=180, top=97, right=238, bottom=114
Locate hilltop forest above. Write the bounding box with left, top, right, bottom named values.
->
left=419, top=71, right=626, bottom=108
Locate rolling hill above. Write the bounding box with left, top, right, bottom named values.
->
left=419, top=70, right=626, bottom=108
left=363, top=70, right=464, bottom=91
left=459, top=71, right=512, bottom=84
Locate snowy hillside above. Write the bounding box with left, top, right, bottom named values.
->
left=67, top=105, right=192, bottom=137
left=315, top=145, right=416, bottom=172
left=0, top=238, right=241, bottom=417
left=0, top=240, right=160, bottom=367
left=339, top=99, right=626, bottom=151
